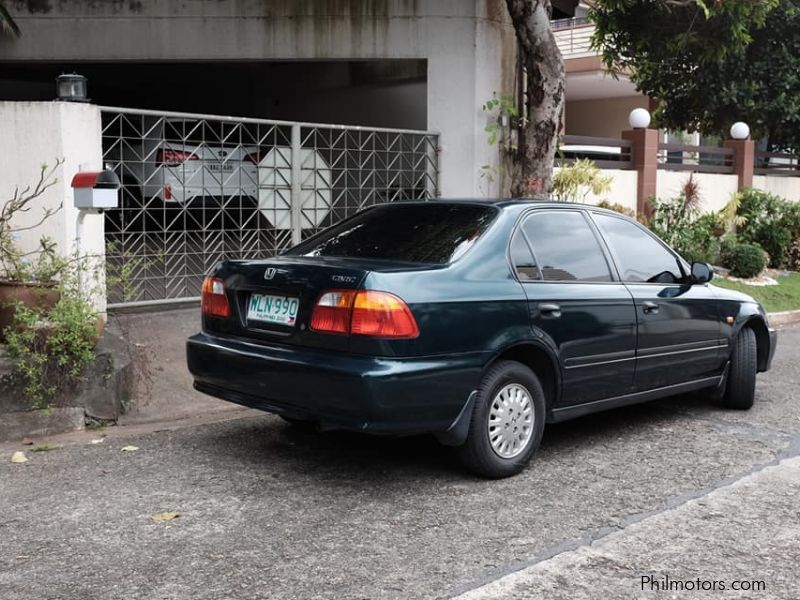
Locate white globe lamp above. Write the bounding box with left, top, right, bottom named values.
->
left=628, top=108, right=651, bottom=129
left=730, top=122, right=750, bottom=140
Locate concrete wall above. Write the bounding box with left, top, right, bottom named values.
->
left=656, top=171, right=739, bottom=214
left=752, top=175, right=800, bottom=202
left=0, top=0, right=518, bottom=197
left=0, top=101, right=106, bottom=313
left=565, top=96, right=649, bottom=138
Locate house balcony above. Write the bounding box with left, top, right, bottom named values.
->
left=552, top=17, right=596, bottom=60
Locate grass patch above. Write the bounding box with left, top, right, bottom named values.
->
left=713, top=272, right=800, bottom=313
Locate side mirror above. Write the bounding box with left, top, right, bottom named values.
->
left=691, top=261, right=714, bottom=284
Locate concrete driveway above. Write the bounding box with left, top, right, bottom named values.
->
left=1, top=326, right=798, bottom=599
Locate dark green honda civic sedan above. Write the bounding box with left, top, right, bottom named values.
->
left=187, top=200, right=777, bottom=478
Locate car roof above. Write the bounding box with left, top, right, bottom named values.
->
left=394, top=198, right=627, bottom=216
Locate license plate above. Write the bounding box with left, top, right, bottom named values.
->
left=208, top=163, right=234, bottom=172
left=247, top=293, right=299, bottom=326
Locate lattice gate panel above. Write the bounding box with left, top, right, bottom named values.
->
left=101, top=108, right=440, bottom=306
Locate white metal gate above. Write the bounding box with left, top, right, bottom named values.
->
left=100, top=107, right=440, bottom=307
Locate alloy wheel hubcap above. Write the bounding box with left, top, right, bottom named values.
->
left=487, top=383, right=534, bottom=459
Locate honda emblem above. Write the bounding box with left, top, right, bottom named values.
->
left=264, top=268, right=277, bottom=280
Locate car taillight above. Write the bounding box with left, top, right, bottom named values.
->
left=157, top=149, right=198, bottom=166
left=310, top=290, right=418, bottom=338
left=309, top=290, right=355, bottom=335
left=351, top=291, right=419, bottom=338
left=201, top=277, right=230, bottom=318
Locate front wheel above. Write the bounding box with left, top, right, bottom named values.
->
left=456, top=360, right=546, bottom=478
left=722, top=327, right=757, bottom=410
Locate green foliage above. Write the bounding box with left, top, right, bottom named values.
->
left=725, top=243, right=768, bottom=279
left=680, top=213, right=720, bottom=264
left=482, top=92, right=519, bottom=149
left=647, top=176, right=722, bottom=264
left=4, top=276, right=97, bottom=408
left=592, top=0, right=800, bottom=150
left=479, top=92, right=522, bottom=195
left=1, top=161, right=102, bottom=409
left=735, top=189, right=800, bottom=268
left=596, top=200, right=635, bottom=218
left=787, top=238, right=800, bottom=272
left=552, top=159, right=613, bottom=203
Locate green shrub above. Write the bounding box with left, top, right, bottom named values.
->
left=726, top=243, right=767, bottom=278
left=596, top=200, right=636, bottom=218
left=680, top=214, right=720, bottom=264
left=736, top=189, right=800, bottom=268
left=552, top=159, right=613, bottom=202
left=718, top=234, right=740, bottom=265
left=648, top=195, right=719, bottom=264
left=5, top=289, right=97, bottom=408
left=788, top=238, right=800, bottom=272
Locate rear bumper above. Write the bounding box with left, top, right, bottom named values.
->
left=186, top=332, right=485, bottom=435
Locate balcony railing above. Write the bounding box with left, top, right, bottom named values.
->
left=552, top=20, right=596, bottom=59
left=556, top=135, right=633, bottom=170
left=755, top=151, right=800, bottom=176
left=551, top=16, right=591, bottom=30
left=657, top=143, right=734, bottom=174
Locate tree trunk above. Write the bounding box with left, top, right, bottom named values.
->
left=505, top=0, right=565, bottom=197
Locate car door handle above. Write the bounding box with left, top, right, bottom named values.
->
left=643, top=301, right=659, bottom=314
left=539, top=303, right=562, bottom=318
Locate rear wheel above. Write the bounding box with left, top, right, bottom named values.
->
left=457, top=360, right=546, bottom=478
left=722, top=327, right=757, bottom=410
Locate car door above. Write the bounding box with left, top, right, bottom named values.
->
left=512, top=209, right=638, bottom=406
left=590, top=212, right=725, bottom=390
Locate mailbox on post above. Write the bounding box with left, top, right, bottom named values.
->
left=71, top=170, right=121, bottom=209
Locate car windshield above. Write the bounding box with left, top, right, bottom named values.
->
left=285, top=203, right=498, bottom=264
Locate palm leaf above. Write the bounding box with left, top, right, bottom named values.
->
left=0, top=2, right=21, bottom=37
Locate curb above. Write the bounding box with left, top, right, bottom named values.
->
left=768, top=310, right=800, bottom=328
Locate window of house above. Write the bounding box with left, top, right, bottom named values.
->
left=520, top=211, right=612, bottom=282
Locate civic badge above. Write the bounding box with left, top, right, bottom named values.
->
left=264, top=268, right=277, bottom=280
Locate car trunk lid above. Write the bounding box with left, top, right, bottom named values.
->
left=206, top=257, right=370, bottom=352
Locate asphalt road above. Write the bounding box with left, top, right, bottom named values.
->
left=2, top=327, right=799, bottom=600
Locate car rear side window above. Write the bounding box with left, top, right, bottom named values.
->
left=285, top=203, right=498, bottom=264
left=592, top=213, right=683, bottom=283
left=510, top=232, right=541, bottom=281
left=520, top=211, right=612, bottom=282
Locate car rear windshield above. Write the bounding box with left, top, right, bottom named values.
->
left=285, top=203, right=498, bottom=264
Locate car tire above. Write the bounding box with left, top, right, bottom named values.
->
left=722, top=327, right=757, bottom=410
left=456, top=360, right=546, bottom=478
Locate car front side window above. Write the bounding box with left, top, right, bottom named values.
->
left=592, top=213, right=684, bottom=283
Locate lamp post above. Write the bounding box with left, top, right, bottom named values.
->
left=730, top=121, right=750, bottom=140
left=724, top=122, right=754, bottom=190
left=55, top=73, right=89, bottom=102
left=628, top=108, right=651, bottom=130
left=622, top=108, right=657, bottom=215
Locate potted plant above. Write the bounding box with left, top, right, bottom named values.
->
left=0, top=162, right=64, bottom=341
left=1, top=161, right=104, bottom=407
